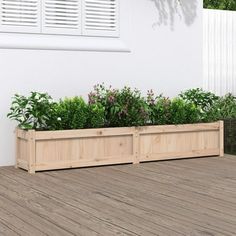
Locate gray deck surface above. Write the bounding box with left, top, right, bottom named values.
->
left=0, top=155, right=236, bottom=236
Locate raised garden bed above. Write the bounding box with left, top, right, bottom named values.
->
left=16, top=121, right=224, bottom=173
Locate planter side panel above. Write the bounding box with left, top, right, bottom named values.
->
left=139, top=123, right=221, bottom=162
left=16, top=137, right=29, bottom=171
left=35, top=134, right=134, bottom=171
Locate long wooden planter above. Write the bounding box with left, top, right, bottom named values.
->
left=15, top=121, right=224, bottom=173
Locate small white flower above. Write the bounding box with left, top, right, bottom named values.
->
left=57, top=117, right=62, bottom=121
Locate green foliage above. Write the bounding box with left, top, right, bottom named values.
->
left=86, top=103, right=105, bottom=128
left=88, top=84, right=149, bottom=127
left=52, top=97, right=87, bottom=130
left=8, top=86, right=236, bottom=131
left=207, top=94, right=236, bottom=121
left=147, top=90, right=171, bottom=125
left=180, top=88, right=219, bottom=111
left=204, top=0, right=236, bottom=10
left=180, top=88, right=220, bottom=122
left=169, top=98, right=201, bottom=124
left=7, top=92, right=55, bottom=130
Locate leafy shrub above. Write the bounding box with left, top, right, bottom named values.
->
left=7, top=92, right=55, bottom=130
left=206, top=94, right=236, bottom=121
left=147, top=90, right=171, bottom=125
left=204, top=0, right=236, bottom=10
left=180, top=88, right=220, bottom=122
left=86, top=103, right=105, bottom=128
left=180, top=88, right=219, bottom=111
left=9, top=86, right=231, bottom=131
left=169, top=98, right=201, bottom=124
left=52, top=97, right=87, bottom=130
left=88, top=84, right=149, bottom=127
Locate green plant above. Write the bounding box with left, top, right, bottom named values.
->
left=86, top=103, right=105, bottom=128
left=52, top=97, right=87, bottom=130
left=7, top=92, right=55, bottom=130
left=180, top=88, right=220, bottom=121
left=88, top=84, right=149, bottom=127
left=206, top=93, right=236, bottom=121
left=8, top=86, right=227, bottom=131
left=147, top=90, right=171, bottom=125
left=169, top=98, right=201, bottom=124
left=204, top=0, right=236, bottom=10
left=218, top=94, right=236, bottom=119
left=180, top=88, right=219, bottom=111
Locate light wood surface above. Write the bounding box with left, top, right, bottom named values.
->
left=220, top=120, right=224, bottom=157
left=0, top=155, right=236, bottom=235
left=15, top=122, right=223, bottom=172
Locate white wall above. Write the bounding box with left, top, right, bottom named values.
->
left=203, top=9, right=236, bottom=96
left=0, top=0, right=202, bottom=166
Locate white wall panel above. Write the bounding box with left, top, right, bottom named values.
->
left=203, top=9, right=236, bottom=95
left=0, top=0, right=203, bottom=166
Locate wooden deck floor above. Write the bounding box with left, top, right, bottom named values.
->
left=0, top=155, right=236, bottom=236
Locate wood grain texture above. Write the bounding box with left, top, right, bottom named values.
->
left=0, top=155, right=236, bottom=235
left=16, top=122, right=223, bottom=172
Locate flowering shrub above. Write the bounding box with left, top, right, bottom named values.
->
left=89, top=84, right=149, bottom=127
left=147, top=90, right=171, bottom=125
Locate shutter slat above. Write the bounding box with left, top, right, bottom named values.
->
left=42, top=0, right=82, bottom=35
left=82, top=0, right=119, bottom=37
left=0, top=0, right=40, bottom=32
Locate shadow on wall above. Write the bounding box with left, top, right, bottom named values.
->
left=150, top=0, right=198, bottom=30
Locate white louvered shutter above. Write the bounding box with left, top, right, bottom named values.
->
left=82, top=0, right=119, bottom=37
left=0, top=0, right=40, bottom=33
left=42, top=0, right=82, bottom=35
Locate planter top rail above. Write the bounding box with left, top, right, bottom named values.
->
left=17, top=122, right=221, bottom=141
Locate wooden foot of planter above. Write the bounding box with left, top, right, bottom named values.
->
left=15, top=121, right=224, bottom=173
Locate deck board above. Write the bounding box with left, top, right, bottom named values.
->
left=0, top=155, right=236, bottom=235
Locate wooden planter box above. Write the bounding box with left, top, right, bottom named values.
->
left=15, top=121, right=224, bottom=173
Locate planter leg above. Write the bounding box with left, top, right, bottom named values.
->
left=133, top=161, right=140, bottom=165
left=219, top=120, right=224, bottom=157
left=28, top=167, right=35, bottom=174
left=28, top=130, right=36, bottom=174
left=133, top=129, right=140, bottom=165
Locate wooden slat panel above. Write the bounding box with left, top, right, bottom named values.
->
left=2, top=156, right=236, bottom=235
left=18, top=139, right=28, bottom=162
left=16, top=128, right=29, bottom=140
left=35, top=156, right=133, bottom=171
left=140, top=149, right=220, bottom=162
left=35, top=134, right=133, bottom=165
left=139, top=129, right=220, bottom=162
left=138, top=122, right=220, bottom=135
left=35, top=127, right=135, bottom=140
